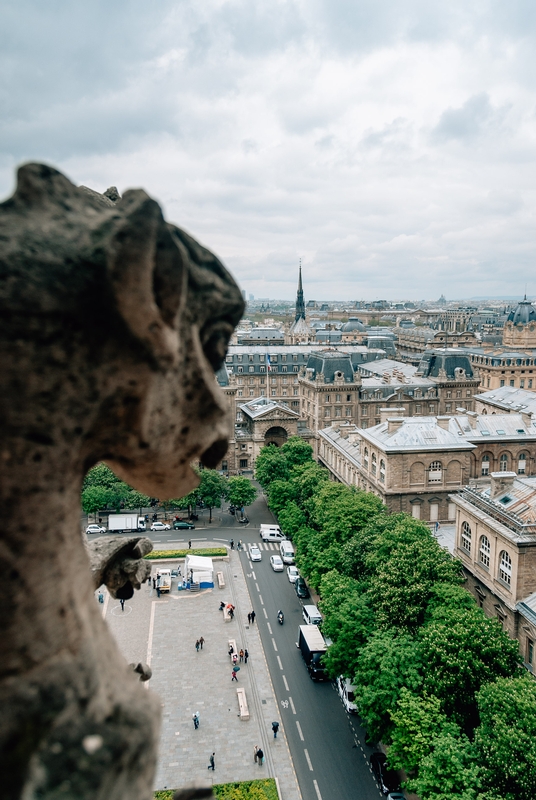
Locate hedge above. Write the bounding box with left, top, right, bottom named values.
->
left=145, top=548, right=227, bottom=560
left=154, top=778, right=277, bottom=800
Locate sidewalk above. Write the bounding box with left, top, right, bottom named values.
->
left=102, top=544, right=301, bottom=799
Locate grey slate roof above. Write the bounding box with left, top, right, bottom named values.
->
left=475, top=386, right=536, bottom=415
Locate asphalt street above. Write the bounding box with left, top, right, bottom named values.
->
left=88, top=492, right=386, bottom=800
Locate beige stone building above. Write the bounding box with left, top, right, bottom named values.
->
left=451, top=473, right=536, bottom=671
left=318, top=410, right=536, bottom=523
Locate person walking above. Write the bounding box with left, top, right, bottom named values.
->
left=199, top=636, right=205, bottom=649
left=250, top=610, right=256, bottom=624
left=230, top=539, right=234, bottom=550
left=208, top=753, right=215, bottom=771
left=272, top=721, right=279, bottom=738
left=156, top=577, right=161, bottom=598
left=120, top=598, right=125, bottom=612
left=232, top=653, right=238, bottom=666
left=239, top=649, right=244, bottom=662
left=247, top=612, right=252, bottom=624
left=195, top=639, right=200, bottom=652
left=152, top=576, right=156, bottom=589
left=229, top=606, right=234, bottom=620
left=231, top=668, right=238, bottom=681
left=192, top=711, right=200, bottom=729
left=256, top=747, right=264, bottom=766
left=228, top=644, right=234, bottom=658
left=188, top=539, right=191, bottom=549
left=244, top=648, right=249, bottom=664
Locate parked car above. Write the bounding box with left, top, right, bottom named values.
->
left=173, top=520, right=195, bottom=530
left=270, top=555, right=284, bottom=572
left=295, top=577, right=310, bottom=599
left=86, top=524, right=106, bottom=535
left=370, top=753, right=400, bottom=795
left=150, top=521, right=171, bottom=531
left=387, top=794, right=405, bottom=800
left=249, top=546, right=262, bottom=562
left=287, top=565, right=299, bottom=583
left=337, top=676, right=358, bottom=714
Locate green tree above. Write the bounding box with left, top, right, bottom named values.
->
left=308, top=483, right=384, bottom=545
left=107, top=481, right=132, bottom=512
left=291, top=462, right=330, bottom=507
left=278, top=501, right=306, bottom=538
left=124, top=490, right=151, bottom=513
left=319, top=570, right=375, bottom=679
left=353, top=630, right=423, bottom=743
left=83, top=462, right=121, bottom=490
left=280, top=436, right=313, bottom=467
left=197, top=470, right=228, bottom=523
left=267, top=479, right=297, bottom=516
left=227, top=476, right=257, bottom=518
left=255, top=445, right=289, bottom=487
left=407, top=730, right=481, bottom=800
left=420, top=605, right=521, bottom=732
left=475, top=675, right=536, bottom=800
left=81, top=486, right=111, bottom=520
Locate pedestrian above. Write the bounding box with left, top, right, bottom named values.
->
left=244, top=648, right=249, bottom=664
left=247, top=612, right=252, bottom=624
left=98, top=591, right=104, bottom=604
left=228, top=645, right=234, bottom=658
left=152, top=577, right=156, bottom=589
left=199, top=636, right=205, bottom=649
left=232, top=653, right=238, bottom=666
left=220, top=601, right=225, bottom=611
left=272, top=721, right=279, bottom=738
left=230, top=539, right=234, bottom=550
left=253, top=745, right=258, bottom=763
left=250, top=610, right=256, bottom=624
left=195, top=640, right=200, bottom=652
left=193, top=711, right=199, bottom=729
left=208, top=753, right=215, bottom=771
left=257, top=747, right=264, bottom=766
left=156, top=578, right=161, bottom=599
left=188, top=539, right=191, bottom=549
left=120, top=598, right=125, bottom=611
left=229, top=607, right=234, bottom=620
left=231, top=669, right=238, bottom=681
left=239, top=649, right=244, bottom=662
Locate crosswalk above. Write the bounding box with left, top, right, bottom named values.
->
left=250, top=541, right=279, bottom=550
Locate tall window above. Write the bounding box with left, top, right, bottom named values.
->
left=481, top=455, right=490, bottom=476
left=461, top=521, right=471, bottom=553
left=499, top=454, right=509, bottom=472
left=371, top=453, right=377, bottom=475
left=379, top=460, right=385, bottom=483
left=498, top=550, right=512, bottom=586
left=429, top=461, right=443, bottom=483
left=479, top=535, right=490, bottom=568
left=364, top=448, right=369, bottom=469
left=518, top=453, right=527, bottom=474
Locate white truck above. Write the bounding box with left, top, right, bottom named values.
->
left=108, top=514, right=146, bottom=533
left=259, top=524, right=285, bottom=542
left=157, top=569, right=172, bottom=593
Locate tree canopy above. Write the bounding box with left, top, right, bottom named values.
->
left=227, top=476, right=257, bottom=516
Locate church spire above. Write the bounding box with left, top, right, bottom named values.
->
left=295, top=259, right=305, bottom=322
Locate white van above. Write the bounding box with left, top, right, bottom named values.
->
left=337, top=676, right=358, bottom=714
left=260, top=524, right=285, bottom=542
left=302, top=604, right=322, bottom=625
left=280, top=540, right=295, bottom=564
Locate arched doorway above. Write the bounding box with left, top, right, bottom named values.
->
left=264, top=426, right=288, bottom=447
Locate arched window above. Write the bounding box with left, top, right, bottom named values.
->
left=518, top=453, right=527, bottom=475
left=461, top=521, right=471, bottom=553
left=429, top=461, right=443, bottom=483
left=380, top=460, right=385, bottom=483
left=479, top=535, right=490, bottom=568
left=364, top=448, right=369, bottom=469
left=481, top=454, right=490, bottom=476
left=371, top=453, right=377, bottom=475
left=498, top=550, right=512, bottom=586
left=499, top=454, right=509, bottom=472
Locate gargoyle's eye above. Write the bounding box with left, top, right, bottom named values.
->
left=200, top=321, right=234, bottom=371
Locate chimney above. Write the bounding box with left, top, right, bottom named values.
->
left=436, top=416, right=450, bottom=430
left=490, top=471, right=517, bottom=500
left=387, top=418, right=405, bottom=434
left=466, top=410, right=478, bottom=429
left=521, top=411, right=533, bottom=428
left=380, top=406, right=404, bottom=423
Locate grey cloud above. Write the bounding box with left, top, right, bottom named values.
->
left=431, top=93, right=502, bottom=142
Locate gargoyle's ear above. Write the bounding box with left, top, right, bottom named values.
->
left=106, top=189, right=185, bottom=368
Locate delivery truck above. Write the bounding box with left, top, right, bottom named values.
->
left=108, top=514, right=146, bottom=533
left=156, top=568, right=172, bottom=593
left=297, top=625, right=329, bottom=681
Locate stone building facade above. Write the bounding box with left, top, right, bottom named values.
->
left=451, top=473, right=536, bottom=671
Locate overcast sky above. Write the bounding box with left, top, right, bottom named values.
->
left=2, top=1, right=536, bottom=301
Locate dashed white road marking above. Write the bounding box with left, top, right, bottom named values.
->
left=272, top=638, right=278, bottom=652
left=304, top=748, right=313, bottom=771
left=263, top=608, right=268, bottom=619
left=313, top=779, right=323, bottom=800
left=296, top=720, right=304, bottom=741
left=277, top=656, right=283, bottom=670
left=289, top=696, right=296, bottom=714
left=282, top=675, right=289, bottom=691
left=259, top=595, right=264, bottom=605
left=267, top=623, right=273, bottom=634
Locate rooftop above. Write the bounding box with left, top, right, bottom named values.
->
left=239, top=396, right=299, bottom=420
left=475, top=386, right=536, bottom=415
left=458, top=476, right=536, bottom=538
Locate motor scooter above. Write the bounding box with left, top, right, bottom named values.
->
left=277, top=610, right=284, bottom=625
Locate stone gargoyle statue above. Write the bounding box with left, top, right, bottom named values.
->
left=0, top=164, right=244, bottom=799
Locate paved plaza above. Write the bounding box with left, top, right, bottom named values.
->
left=101, top=543, right=301, bottom=799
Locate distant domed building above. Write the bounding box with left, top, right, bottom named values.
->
left=503, top=297, right=536, bottom=349
left=341, top=317, right=367, bottom=342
